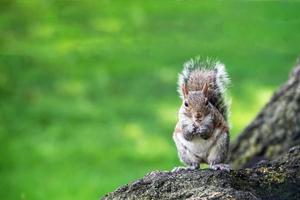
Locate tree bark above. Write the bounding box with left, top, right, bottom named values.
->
left=103, top=146, right=300, bottom=200
left=228, top=59, right=300, bottom=169
left=102, top=59, right=300, bottom=200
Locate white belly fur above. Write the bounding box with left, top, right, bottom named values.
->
left=174, top=128, right=223, bottom=164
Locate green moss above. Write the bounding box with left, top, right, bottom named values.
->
left=257, top=167, right=286, bottom=185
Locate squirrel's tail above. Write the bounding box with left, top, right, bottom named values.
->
left=177, top=59, right=194, bottom=99
left=214, top=62, right=230, bottom=95
left=214, top=62, right=231, bottom=121
left=178, top=57, right=230, bottom=97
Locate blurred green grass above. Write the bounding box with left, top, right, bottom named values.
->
left=1, top=0, right=300, bottom=199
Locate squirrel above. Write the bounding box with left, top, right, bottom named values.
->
left=172, top=57, right=231, bottom=172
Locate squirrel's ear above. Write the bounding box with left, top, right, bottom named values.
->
left=202, top=83, right=209, bottom=96
left=182, top=84, right=189, bottom=98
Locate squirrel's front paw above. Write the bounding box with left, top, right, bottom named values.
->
left=183, top=131, right=194, bottom=141
left=182, top=124, right=196, bottom=141
left=194, top=127, right=211, bottom=140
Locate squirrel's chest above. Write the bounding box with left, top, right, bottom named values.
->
left=174, top=130, right=219, bottom=159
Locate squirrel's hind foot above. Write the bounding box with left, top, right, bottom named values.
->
left=172, top=163, right=200, bottom=173
left=171, top=166, right=187, bottom=173
left=209, top=163, right=231, bottom=172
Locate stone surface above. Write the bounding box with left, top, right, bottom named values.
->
left=102, top=146, right=300, bottom=200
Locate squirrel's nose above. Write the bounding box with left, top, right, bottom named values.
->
left=194, top=113, right=201, bottom=120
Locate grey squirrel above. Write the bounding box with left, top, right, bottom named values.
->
left=173, top=58, right=230, bottom=171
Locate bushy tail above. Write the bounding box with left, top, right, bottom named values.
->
left=214, top=61, right=230, bottom=95
left=177, top=59, right=195, bottom=99
left=214, top=62, right=231, bottom=121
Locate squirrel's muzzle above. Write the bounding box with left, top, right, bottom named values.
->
left=193, top=113, right=203, bottom=123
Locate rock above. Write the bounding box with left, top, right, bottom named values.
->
left=102, top=146, right=300, bottom=200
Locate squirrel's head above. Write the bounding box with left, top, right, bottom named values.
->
left=182, top=83, right=210, bottom=123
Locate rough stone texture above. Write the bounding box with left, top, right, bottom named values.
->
left=102, top=146, right=300, bottom=200
left=229, top=60, right=300, bottom=168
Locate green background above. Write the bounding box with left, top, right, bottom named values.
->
left=1, top=0, right=300, bottom=199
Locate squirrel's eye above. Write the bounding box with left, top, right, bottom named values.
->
left=184, top=101, right=189, bottom=107
left=205, top=99, right=209, bottom=106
